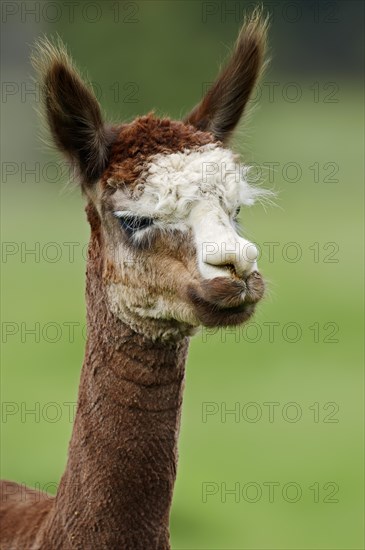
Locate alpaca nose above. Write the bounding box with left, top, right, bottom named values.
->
left=203, top=237, right=258, bottom=278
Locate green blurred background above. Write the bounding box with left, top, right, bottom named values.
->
left=1, top=1, right=364, bottom=548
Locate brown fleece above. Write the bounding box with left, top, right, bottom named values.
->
left=101, top=114, right=215, bottom=191
left=1, top=207, right=188, bottom=549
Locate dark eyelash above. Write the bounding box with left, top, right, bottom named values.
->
left=234, top=207, right=241, bottom=220
left=118, top=215, right=154, bottom=236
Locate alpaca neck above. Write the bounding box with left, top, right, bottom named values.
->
left=42, top=211, right=189, bottom=549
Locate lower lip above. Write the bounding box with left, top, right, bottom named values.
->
left=211, top=302, right=255, bottom=320
left=218, top=302, right=247, bottom=314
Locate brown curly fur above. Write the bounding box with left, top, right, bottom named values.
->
left=101, top=115, right=216, bottom=191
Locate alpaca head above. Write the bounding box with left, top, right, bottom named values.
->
left=33, top=11, right=268, bottom=340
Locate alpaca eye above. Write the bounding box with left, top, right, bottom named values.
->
left=234, top=207, right=241, bottom=219
left=118, top=215, right=154, bottom=236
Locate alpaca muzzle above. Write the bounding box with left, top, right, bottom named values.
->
left=187, top=271, right=265, bottom=327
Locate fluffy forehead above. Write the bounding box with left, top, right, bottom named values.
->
left=101, top=114, right=215, bottom=190
left=109, top=143, right=263, bottom=219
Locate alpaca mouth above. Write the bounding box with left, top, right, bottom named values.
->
left=187, top=271, right=264, bottom=327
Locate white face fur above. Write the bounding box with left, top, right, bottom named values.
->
left=97, top=143, right=268, bottom=340
left=110, top=143, right=264, bottom=280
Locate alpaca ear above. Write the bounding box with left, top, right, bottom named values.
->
left=184, top=9, right=268, bottom=143
left=31, top=38, right=114, bottom=185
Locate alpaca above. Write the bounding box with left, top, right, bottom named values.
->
left=0, top=11, right=268, bottom=550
